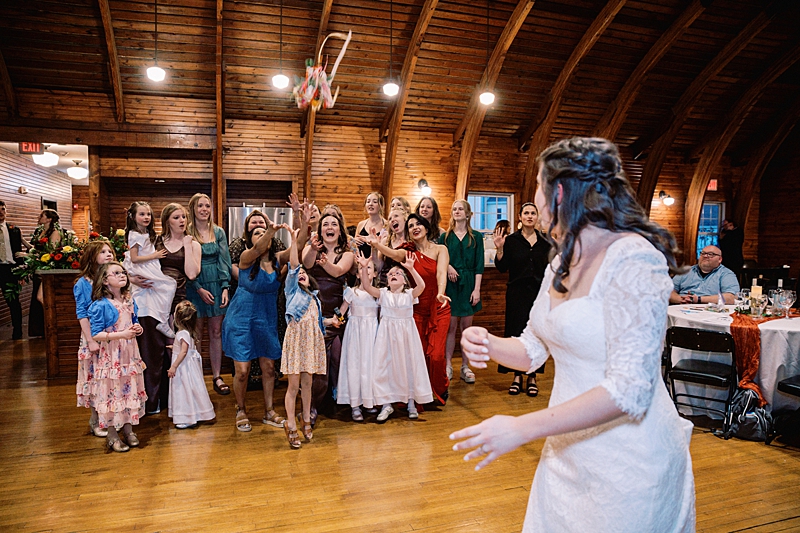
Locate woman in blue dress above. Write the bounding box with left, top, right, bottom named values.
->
left=223, top=208, right=309, bottom=432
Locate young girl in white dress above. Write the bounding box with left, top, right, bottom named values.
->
left=336, top=259, right=380, bottom=422
left=357, top=251, right=433, bottom=422
left=168, top=300, right=215, bottom=429
left=124, top=201, right=177, bottom=338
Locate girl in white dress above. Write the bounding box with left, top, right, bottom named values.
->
left=452, top=137, right=695, bottom=532
left=124, top=201, right=177, bottom=338
left=357, top=251, right=433, bottom=422
left=168, top=301, right=215, bottom=429
left=336, top=259, right=380, bottom=421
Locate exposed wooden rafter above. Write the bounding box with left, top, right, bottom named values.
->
left=730, top=96, right=800, bottom=229
left=634, top=10, right=775, bottom=213
left=454, top=0, right=536, bottom=200
left=380, top=0, right=439, bottom=201
left=97, top=0, right=125, bottom=123
left=518, top=0, right=627, bottom=201
left=213, top=0, right=225, bottom=224
left=0, top=49, right=18, bottom=118
left=303, top=0, right=334, bottom=198
left=593, top=0, right=707, bottom=140
left=683, top=42, right=800, bottom=261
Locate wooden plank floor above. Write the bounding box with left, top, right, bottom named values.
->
left=1, top=328, right=799, bottom=532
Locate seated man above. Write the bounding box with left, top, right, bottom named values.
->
left=670, top=245, right=739, bottom=305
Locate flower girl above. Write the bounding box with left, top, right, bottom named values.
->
left=168, top=301, right=216, bottom=429
left=123, top=201, right=177, bottom=338
left=356, top=251, right=433, bottom=422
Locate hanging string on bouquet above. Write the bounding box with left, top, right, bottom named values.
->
left=292, top=30, right=352, bottom=111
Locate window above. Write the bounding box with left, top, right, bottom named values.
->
left=467, top=192, right=513, bottom=235
left=697, top=201, right=724, bottom=254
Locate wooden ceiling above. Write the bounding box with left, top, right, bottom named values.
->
left=0, top=0, right=799, bottom=154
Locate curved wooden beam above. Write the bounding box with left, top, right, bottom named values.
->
left=98, top=0, right=125, bottom=123
left=381, top=0, right=439, bottom=201
left=0, top=50, right=17, bottom=118
left=519, top=0, right=627, bottom=201
left=303, top=0, right=334, bottom=197
left=683, top=42, right=800, bottom=261
left=454, top=0, right=536, bottom=200
left=730, top=96, right=800, bottom=229
left=634, top=10, right=775, bottom=213
left=593, top=0, right=707, bottom=140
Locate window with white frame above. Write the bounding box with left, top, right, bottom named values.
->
left=697, top=201, right=724, bottom=254
left=467, top=192, right=514, bottom=235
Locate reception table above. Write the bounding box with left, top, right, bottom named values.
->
left=667, top=305, right=800, bottom=415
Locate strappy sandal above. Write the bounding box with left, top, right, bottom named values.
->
left=284, top=424, right=301, bottom=449
left=262, top=410, right=286, bottom=428
left=526, top=376, right=539, bottom=397
left=509, top=376, right=522, bottom=395
left=235, top=407, right=252, bottom=432
left=302, top=423, right=313, bottom=441
left=121, top=431, right=139, bottom=447
left=107, top=437, right=130, bottom=453
left=213, top=377, right=231, bottom=396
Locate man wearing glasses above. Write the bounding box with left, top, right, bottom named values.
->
left=669, top=245, right=739, bottom=305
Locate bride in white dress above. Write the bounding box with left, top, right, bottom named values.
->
left=452, top=137, right=695, bottom=532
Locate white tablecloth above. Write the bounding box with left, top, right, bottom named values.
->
left=667, top=305, right=800, bottom=415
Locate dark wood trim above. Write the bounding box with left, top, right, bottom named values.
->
left=381, top=0, right=439, bottom=201
left=0, top=49, right=18, bottom=117
left=634, top=11, right=774, bottom=213
left=213, top=0, right=225, bottom=224
left=683, top=42, right=800, bottom=260
left=88, top=146, right=101, bottom=235
left=593, top=0, right=705, bottom=140
left=520, top=0, right=626, bottom=201
left=97, top=0, right=125, bottom=123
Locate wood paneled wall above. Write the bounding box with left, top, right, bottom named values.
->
left=0, top=148, right=72, bottom=327
left=71, top=185, right=90, bottom=240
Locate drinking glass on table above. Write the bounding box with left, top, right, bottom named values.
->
left=768, top=289, right=780, bottom=313
left=778, top=290, right=796, bottom=319
left=754, top=294, right=768, bottom=318
left=738, top=289, right=750, bottom=311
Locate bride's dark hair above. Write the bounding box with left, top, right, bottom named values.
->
left=537, top=137, right=680, bottom=294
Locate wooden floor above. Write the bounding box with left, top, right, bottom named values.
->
left=1, top=324, right=799, bottom=533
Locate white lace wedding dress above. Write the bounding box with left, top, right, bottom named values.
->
left=519, top=236, right=695, bottom=532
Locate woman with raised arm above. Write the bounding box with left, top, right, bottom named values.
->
left=301, top=212, right=355, bottom=424
left=372, top=207, right=408, bottom=286
left=452, top=137, right=694, bottom=532
left=353, top=192, right=387, bottom=258
left=493, top=203, right=551, bottom=397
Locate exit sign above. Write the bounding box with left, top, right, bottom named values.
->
left=18, top=142, right=44, bottom=154
left=707, top=179, right=718, bottom=191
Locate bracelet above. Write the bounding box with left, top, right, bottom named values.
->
left=695, top=295, right=701, bottom=304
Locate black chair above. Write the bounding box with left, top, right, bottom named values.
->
left=664, top=326, right=737, bottom=436
left=767, top=375, right=800, bottom=445
left=777, top=375, right=800, bottom=398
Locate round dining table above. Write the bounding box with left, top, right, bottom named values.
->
left=667, top=304, right=800, bottom=415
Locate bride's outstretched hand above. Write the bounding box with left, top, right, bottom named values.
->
left=460, top=326, right=491, bottom=369
left=450, top=415, right=526, bottom=471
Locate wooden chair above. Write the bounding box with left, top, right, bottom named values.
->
left=664, top=326, right=737, bottom=436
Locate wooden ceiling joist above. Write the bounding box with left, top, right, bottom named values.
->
left=683, top=42, right=800, bottom=261
left=380, top=0, right=439, bottom=202
left=730, top=96, right=800, bottom=229
left=634, top=10, right=775, bottom=213
left=97, top=0, right=125, bottom=123
left=454, top=0, right=536, bottom=200
left=592, top=0, right=707, bottom=140
left=0, top=49, right=17, bottom=118
left=213, top=0, right=224, bottom=224
left=303, top=0, right=334, bottom=198
left=519, top=0, right=627, bottom=201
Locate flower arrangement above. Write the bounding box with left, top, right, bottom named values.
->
left=2, top=228, right=128, bottom=301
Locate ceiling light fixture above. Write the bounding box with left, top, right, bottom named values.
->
left=418, top=179, right=432, bottom=196
left=32, top=151, right=59, bottom=167
left=479, top=0, right=494, bottom=106
left=659, top=191, right=675, bottom=206
left=272, top=0, right=290, bottom=89
left=382, top=0, right=399, bottom=97
left=147, top=0, right=166, bottom=82
left=67, top=160, right=88, bottom=179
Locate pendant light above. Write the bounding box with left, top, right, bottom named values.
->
left=32, top=151, right=59, bottom=167
left=67, top=160, right=89, bottom=179
left=272, top=0, right=289, bottom=89
left=147, top=0, right=166, bottom=82
left=479, top=0, right=495, bottom=105
left=382, top=0, right=399, bottom=96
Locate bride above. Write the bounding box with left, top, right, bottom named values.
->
left=452, top=137, right=695, bottom=532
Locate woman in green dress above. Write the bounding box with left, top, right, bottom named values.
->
left=441, top=200, right=484, bottom=384
left=186, top=193, right=232, bottom=396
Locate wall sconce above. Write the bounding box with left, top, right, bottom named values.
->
left=659, top=191, right=675, bottom=206
left=418, top=179, right=432, bottom=196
